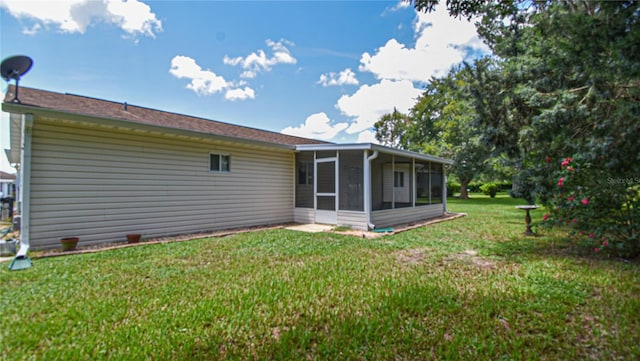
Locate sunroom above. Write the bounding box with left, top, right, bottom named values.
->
left=293, top=143, right=453, bottom=230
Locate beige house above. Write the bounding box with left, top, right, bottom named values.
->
left=2, top=86, right=452, bottom=249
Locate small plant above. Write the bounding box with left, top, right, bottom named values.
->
left=480, top=182, right=499, bottom=198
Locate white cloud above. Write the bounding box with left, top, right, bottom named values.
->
left=224, top=38, right=297, bottom=78
left=169, top=56, right=256, bottom=101
left=281, top=112, right=348, bottom=141
left=0, top=0, right=162, bottom=38
left=337, top=79, right=421, bottom=134
left=169, top=56, right=231, bottom=96
left=106, top=0, right=162, bottom=38
left=225, top=87, right=255, bottom=101
left=22, top=23, right=42, bottom=36
left=383, top=0, right=411, bottom=15
left=317, top=68, right=359, bottom=87
left=359, top=3, right=489, bottom=81
left=311, top=3, right=489, bottom=143
left=357, top=130, right=379, bottom=144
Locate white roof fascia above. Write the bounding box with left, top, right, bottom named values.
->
left=295, top=143, right=454, bottom=165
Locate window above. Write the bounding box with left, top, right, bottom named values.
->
left=210, top=153, right=230, bottom=172
left=298, top=162, right=313, bottom=185
left=394, top=171, right=404, bottom=187
left=295, top=152, right=314, bottom=208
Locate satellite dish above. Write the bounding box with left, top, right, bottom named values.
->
left=1, top=55, right=33, bottom=103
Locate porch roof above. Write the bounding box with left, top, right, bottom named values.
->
left=294, top=143, right=454, bottom=165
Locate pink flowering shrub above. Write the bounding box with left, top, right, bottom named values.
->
left=541, top=155, right=640, bottom=258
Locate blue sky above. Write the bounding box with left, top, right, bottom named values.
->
left=0, top=0, right=488, bottom=173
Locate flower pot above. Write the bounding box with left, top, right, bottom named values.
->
left=60, top=237, right=79, bottom=252
left=126, top=234, right=141, bottom=244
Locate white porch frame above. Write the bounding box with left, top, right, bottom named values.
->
left=314, top=155, right=338, bottom=224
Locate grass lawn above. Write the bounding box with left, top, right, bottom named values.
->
left=1, top=194, right=638, bottom=360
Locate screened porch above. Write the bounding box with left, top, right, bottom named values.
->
left=293, top=144, right=452, bottom=230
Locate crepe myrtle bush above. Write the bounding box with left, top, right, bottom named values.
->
left=541, top=155, right=640, bottom=259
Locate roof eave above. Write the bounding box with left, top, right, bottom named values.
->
left=2, top=102, right=297, bottom=151
left=295, top=143, right=454, bottom=165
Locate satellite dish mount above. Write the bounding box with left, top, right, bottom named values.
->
left=1, top=55, right=33, bottom=103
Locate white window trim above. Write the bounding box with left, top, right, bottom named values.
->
left=209, top=152, right=231, bottom=173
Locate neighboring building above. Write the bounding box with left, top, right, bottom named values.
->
left=2, top=86, right=452, bottom=249
left=0, top=171, right=16, bottom=199
left=0, top=170, right=16, bottom=221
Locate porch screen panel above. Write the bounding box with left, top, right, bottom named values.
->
left=415, top=160, right=430, bottom=206
left=393, top=156, right=413, bottom=208
left=339, top=151, right=364, bottom=211
left=316, top=161, right=335, bottom=193
left=316, top=161, right=335, bottom=211
left=295, top=152, right=314, bottom=208
left=371, top=154, right=391, bottom=211
left=316, top=150, right=336, bottom=159
left=430, top=163, right=443, bottom=204
left=317, top=196, right=335, bottom=211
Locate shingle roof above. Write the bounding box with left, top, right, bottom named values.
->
left=3, top=86, right=328, bottom=146
left=0, top=171, right=16, bottom=180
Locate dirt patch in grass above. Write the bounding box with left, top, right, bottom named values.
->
left=444, top=250, right=496, bottom=270
left=396, top=248, right=429, bottom=265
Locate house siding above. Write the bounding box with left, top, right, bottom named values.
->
left=371, top=204, right=444, bottom=229
left=293, top=208, right=314, bottom=224
left=28, top=118, right=294, bottom=249
left=337, top=210, right=368, bottom=230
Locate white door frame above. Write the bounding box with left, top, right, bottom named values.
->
left=314, top=156, right=338, bottom=224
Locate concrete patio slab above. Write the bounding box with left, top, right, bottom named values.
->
left=284, top=223, right=334, bottom=233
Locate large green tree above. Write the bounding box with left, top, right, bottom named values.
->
left=375, top=64, right=493, bottom=199
left=414, top=0, right=640, bottom=257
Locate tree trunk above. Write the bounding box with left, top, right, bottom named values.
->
left=459, top=179, right=471, bottom=199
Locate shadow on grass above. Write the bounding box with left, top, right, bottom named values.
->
left=448, top=193, right=530, bottom=207
left=202, top=276, right=596, bottom=360
left=489, top=231, right=640, bottom=270
left=448, top=194, right=639, bottom=267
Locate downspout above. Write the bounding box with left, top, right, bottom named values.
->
left=9, top=114, right=33, bottom=270
left=443, top=171, right=448, bottom=214
left=364, top=150, right=378, bottom=230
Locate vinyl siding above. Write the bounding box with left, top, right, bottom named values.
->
left=28, top=118, right=294, bottom=249
left=371, top=204, right=444, bottom=229
left=293, top=208, right=314, bottom=224
left=337, top=211, right=368, bottom=230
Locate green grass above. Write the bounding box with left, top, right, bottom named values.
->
left=1, top=193, right=638, bottom=360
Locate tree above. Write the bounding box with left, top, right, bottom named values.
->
left=375, top=64, right=493, bottom=199
left=414, top=0, right=640, bottom=257
left=373, top=107, right=413, bottom=149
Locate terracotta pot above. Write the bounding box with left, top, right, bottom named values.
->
left=126, top=234, right=142, bottom=244
left=60, top=237, right=79, bottom=252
